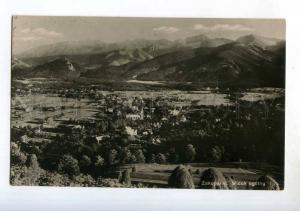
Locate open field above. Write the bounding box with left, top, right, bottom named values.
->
left=11, top=95, right=98, bottom=132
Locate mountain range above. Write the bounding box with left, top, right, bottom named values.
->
left=12, top=34, right=285, bottom=87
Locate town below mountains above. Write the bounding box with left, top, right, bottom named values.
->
left=12, top=34, right=285, bottom=87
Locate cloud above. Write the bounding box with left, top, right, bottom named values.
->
left=20, top=27, right=63, bottom=37
left=193, top=24, right=254, bottom=32
left=15, top=27, right=63, bottom=42
left=153, top=26, right=180, bottom=34
left=15, top=36, right=43, bottom=41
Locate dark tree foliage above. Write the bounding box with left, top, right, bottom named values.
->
left=134, top=149, right=146, bottom=163
left=119, top=169, right=131, bottom=185
left=167, top=148, right=179, bottom=164
left=58, top=155, right=80, bottom=178
left=209, top=146, right=223, bottom=162
left=11, top=143, right=27, bottom=165
left=95, top=155, right=105, bottom=168
left=155, top=153, right=167, bottom=164
left=195, top=169, right=201, bottom=175
left=27, top=154, right=39, bottom=169
left=183, top=144, right=196, bottom=162
left=147, top=154, right=156, bottom=163
left=107, top=149, right=118, bottom=166
left=79, top=155, right=92, bottom=172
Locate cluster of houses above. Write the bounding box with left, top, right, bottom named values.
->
left=13, top=83, right=276, bottom=149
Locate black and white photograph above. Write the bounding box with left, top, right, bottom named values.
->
left=10, top=16, right=285, bottom=190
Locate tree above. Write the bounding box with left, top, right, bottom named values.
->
left=16, top=153, right=43, bottom=185
left=58, top=155, right=80, bottom=177
left=72, top=174, right=96, bottom=187
left=119, top=169, right=131, bottom=185
left=147, top=154, right=156, bottom=163
left=167, top=147, right=179, bottom=164
left=209, top=146, right=223, bottom=162
left=107, top=149, right=118, bottom=166
left=168, top=165, right=195, bottom=189
left=134, top=149, right=146, bottom=163
left=183, top=144, right=196, bottom=162
left=38, top=171, right=70, bottom=186
left=129, top=155, right=137, bottom=163
left=119, top=147, right=131, bottom=164
left=27, top=154, right=39, bottom=169
left=155, top=153, right=167, bottom=164
left=254, top=175, right=280, bottom=190
left=95, top=155, right=105, bottom=167
left=79, top=155, right=91, bottom=172
left=94, top=155, right=105, bottom=175
left=11, top=142, right=27, bottom=165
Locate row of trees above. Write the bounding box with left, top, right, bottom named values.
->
left=41, top=139, right=225, bottom=179
left=12, top=131, right=225, bottom=180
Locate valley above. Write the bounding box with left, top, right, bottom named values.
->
left=11, top=28, right=285, bottom=189
left=11, top=78, right=284, bottom=188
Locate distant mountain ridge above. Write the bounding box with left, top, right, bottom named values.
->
left=184, top=34, right=232, bottom=48
left=16, top=39, right=182, bottom=59
left=15, top=34, right=236, bottom=59
left=12, top=34, right=285, bottom=87
left=128, top=41, right=284, bottom=87
left=236, top=34, right=281, bottom=49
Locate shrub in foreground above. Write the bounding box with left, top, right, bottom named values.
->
left=225, top=176, right=237, bottom=190
left=254, top=175, right=280, bottom=190
left=199, top=168, right=228, bottom=189
left=168, top=165, right=195, bottom=189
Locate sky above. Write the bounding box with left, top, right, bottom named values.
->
left=12, top=16, right=285, bottom=54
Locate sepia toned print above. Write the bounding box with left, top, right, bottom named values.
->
left=11, top=16, right=285, bottom=189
